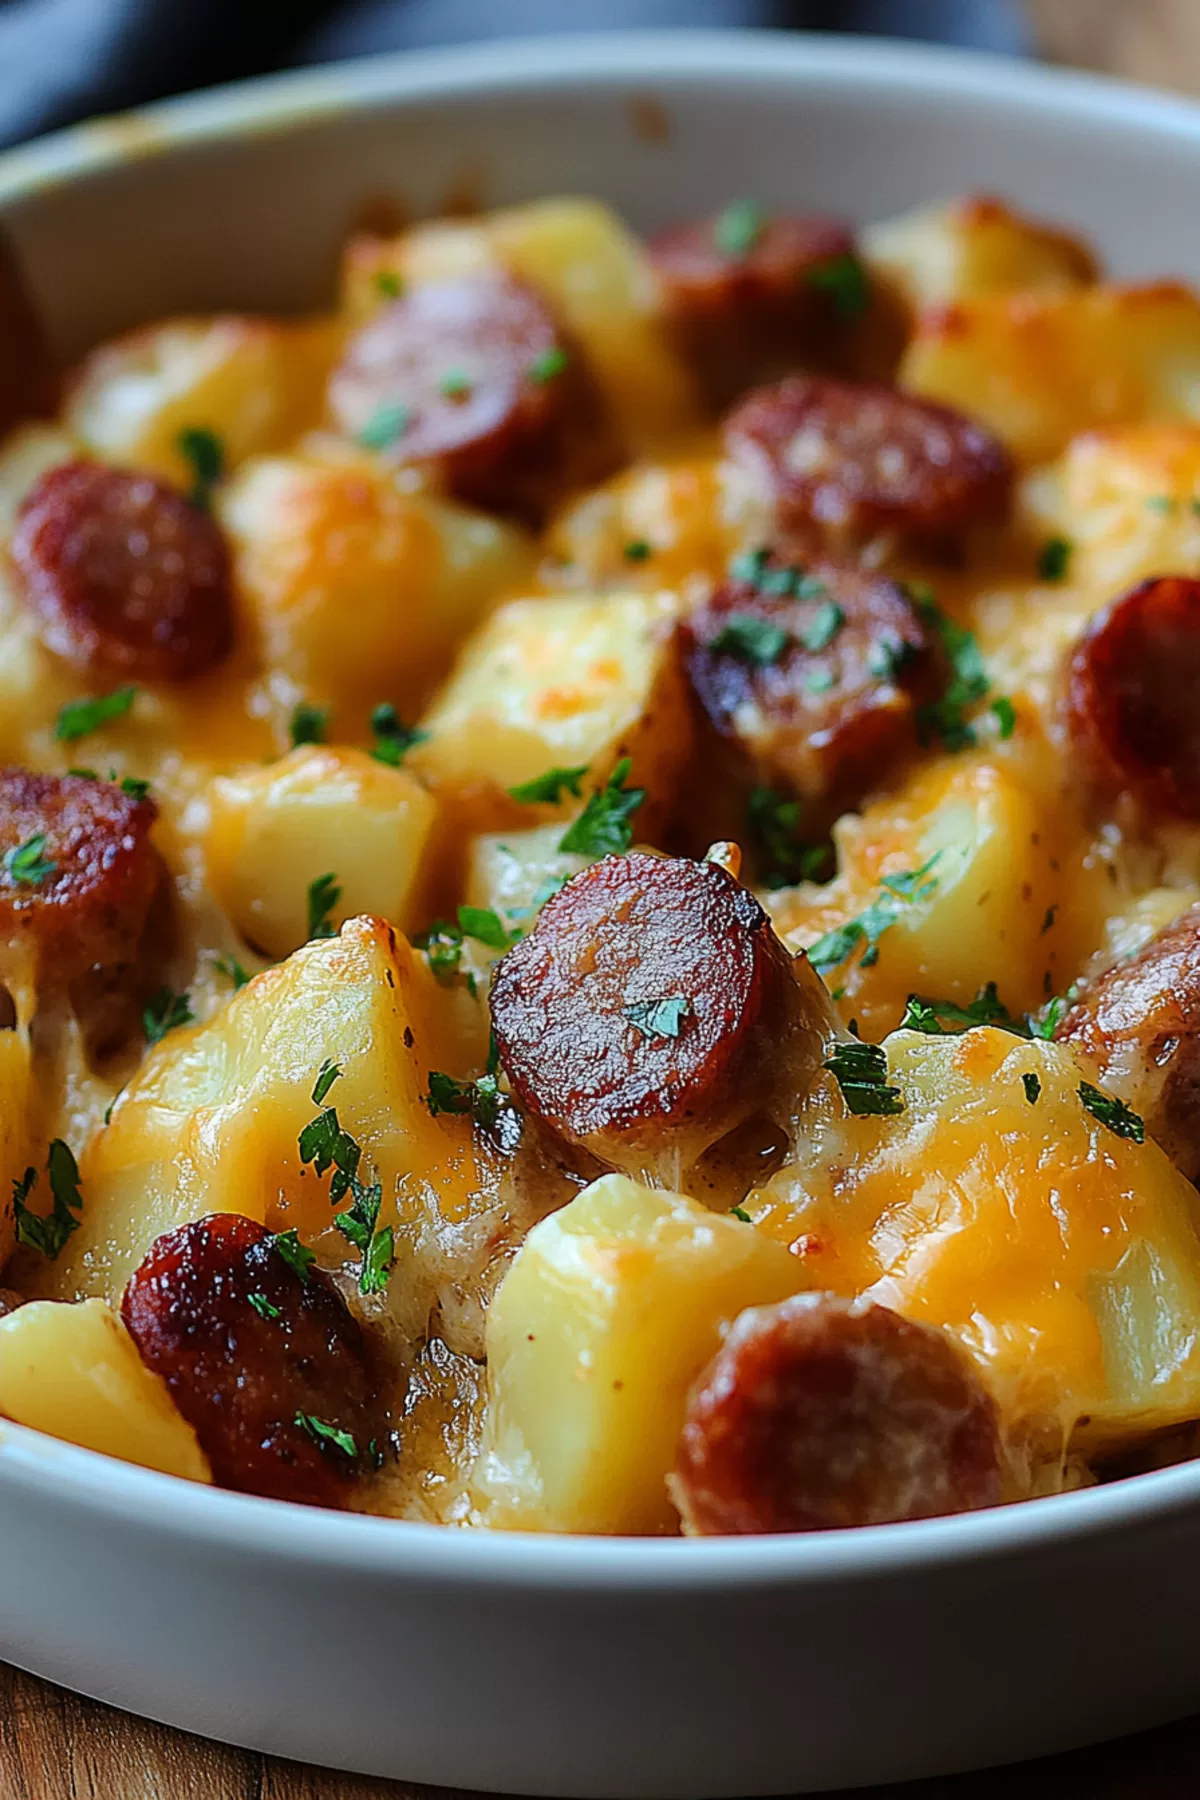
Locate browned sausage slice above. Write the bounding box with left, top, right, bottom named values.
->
left=1057, top=901, right=1200, bottom=1178
left=724, top=374, right=1013, bottom=554
left=122, top=1213, right=385, bottom=1507
left=682, top=553, right=942, bottom=821
left=672, top=1292, right=1005, bottom=1534
left=649, top=210, right=862, bottom=410
left=489, top=851, right=822, bottom=1171
left=11, top=461, right=234, bottom=683
left=1066, top=576, right=1200, bottom=820
left=0, top=768, right=161, bottom=987
left=328, top=272, right=603, bottom=521
left=0, top=230, right=56, bottom=437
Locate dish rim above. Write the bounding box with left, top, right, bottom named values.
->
left=3, top=26, right=1200, bottom=1583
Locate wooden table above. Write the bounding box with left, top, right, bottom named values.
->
left=9, top=2, right=1200, bottom=1794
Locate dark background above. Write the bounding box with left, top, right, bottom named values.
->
left=0, top=0, right=1028, bottom=148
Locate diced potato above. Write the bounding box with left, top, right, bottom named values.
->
left=901, top=282, right=1200, bottom=464
left=0, top=1298, right=210, bottom=1481
left=410, top=590, right=692, bottom=833
left=749, top=1028, right=1200, bottom=1463
left=220, top=445, right=532, bottom=722
left=0, top=422, right=80, bottom=536
left=547, top=456, right=743, bottom=591
left=65, top=315, right=339, bottom=487
left=1023, top=424, right=1200, bottom=593
left=769, top=750, right=1104, bottom=1039
left=864, top=194, right=1097, bottom=313
left=43, top=918, right=488, bottom=1307
left=474, top=1174, right=801, bottom=1534
left=340, top=219, right=494, bottom=319
left=206, top=745, right=438, bottom=959
left=465, top=824, right=588, bottom=938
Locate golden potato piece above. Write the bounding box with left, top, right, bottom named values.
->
left=865, top=194, right=1097, bottom=314
left=0, top=1298, right=210, bottom=1481
left=206, top=745, right=438, bottom=959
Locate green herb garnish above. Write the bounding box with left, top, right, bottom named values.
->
left=11, top=1139, right=83, bottom=1260
left=624, top=539, right=652, bottom=562
left=274, top=1228, right=316, bottom=1284
left=808, top=252, right=872, bottom=319
left=899, top=982, right=1016, bottom=1036
left=248, top=1293, right=281, bottom=1322
left=369, top=702, right=428, bottom=766
left=508, top=763, right=589, bottom=805
left=823, top=1041, right=905, bottom=1117
left=746, top=785, right=812, bottom=888
left=457, top=905, right=512, bottom=951
left=3, top=833, right=56, bottom=886
left=438, top=368, right=472, bottom=399
left=713, top=199, right=766, bottom=259
left=806, top=854, right=940, bottom=976
left=290, top=701, right=328, bottom=748
left=991, top=696, right=1017, bottom=740
left=56, top=685, right=138, bottom=743
left=709, top=614, right=790, bottom=665
left=800, top=600, right=846, bottom=654
left=528, top=347, right=569, bottom=384
left=624, top=994, right=691, bottom=1040
left=212, top=953, right=251, bottom=990
left=307, top=872, right=341, bottom=941
left=299, top=1106, right=361, bottom=1205
left=374, top=270, right=403, bottom=300
left=358, top=401, right=411, bottom=451
left=912, top=591, right=991, bottom=751
left=425, top=1069, right=506, bottom=1131
left=294, top=1412, right=357, bottom=1461
left=312, top=1059, right=342, bottom=1106
left=729, top=1204, right=752, bottom=1224
left=416, top=919, right=464, bottom=983
left=1079, top=1081, right=1144, bottom=1143
left=143, top=986, right=194, bottom=1044
left=177, top=426, right=224, bottom=507
left=1037, top=535, right=1072, bottom=582
left=558, top=758, right=645, bottom=857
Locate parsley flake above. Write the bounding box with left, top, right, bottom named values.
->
left=294, top=1412, right=357, bottom=1461
left=358, top=401, right=411, bottom=451
left=558, top=758, right=645, bottom=857
left=274, top=1229, right=316, bottom=1283
left=312, top=1059, right=342, bottom=1106
left=438, top=367, right=472, bottom=399
left=307, top=872, right=341, bottom=941
left=298, top=1106, right=361, bottom=1204
left=374, top=270, right=403, bottom=300
left=416, top=919, right=464, bottom=983
left=806, top=854, right=940, bottom=976
left=808, top=251, right=872, bottom=319
left=56, top=685, right=138, bottom=743
left=912, top=591, right=991, bottom=751
left=290, top=701, right=328, bottom=748
left=624, top=993, right=691, bottom=1040
left=1079, top=1081, right=1144, bottom=1143
left=177, top=426, right=225, bottom=507
left=1028, top=994, right=1068, bottom=1040
left=457, top=904, right=512, bottom=951
left=3, top=833, right=56, bottom=885
left=867, top=636, right=913, bottom=681
left=800, top=600, right=846, bottom=654
left=729, top=1204, right=752, bottom=1224
left=11, top=1140, right=83, bottom=1260
left=528, top=346, right=569, bottom=384
left=248, top=1292, right=281, bottom=1322
left=212, top=952, right=250, bottom=989
left=805, top=667, right=835, bottom=694
left=991, top=696, right=1017, bottom=740
left=508, top=763, right=589, bottom=805
left=624, top=539, right=652, bottom=562
left=120, top=774, right=151, bottom=800
left=746, top=785, right=815, bottom=888
left=899, top=982, right=1016, bottom=1036
left=1037, top=535, right=1072, bottom=582
left=1022, top=1072, right=1042, bottom=1106
left=713, top=199, right=766, bottom=259
left=823, top=1041, right=905, bottom=1117
left=425, top=1069, right=506, bottom=1131
left=369, top=702, right=428, bottom=766
left=143, top=986, right=194, bottom=1044
left=709, top=613, right=790, bottom=665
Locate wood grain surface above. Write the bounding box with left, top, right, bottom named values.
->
left=8, top=4, right=1200, bottom=1795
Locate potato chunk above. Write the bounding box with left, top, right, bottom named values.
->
left=65, top=316, right=336, bottom=487
left=0, top=1298, right=210, bottom=1481
left=206, top=746, right=438, bottom=958
left=864, top=195, right=1097, bottom=313
left=410, top=590, right=692, bottom=833
left=749, top=1028, right=1200, bottom=1466
left=474, top=1174, right=801, bottom=1534
left=901, top=282, right=1200, bottom=464
left=219, top=446, right=532, bottom=720
left=44, top=917, right=486, bottom=1308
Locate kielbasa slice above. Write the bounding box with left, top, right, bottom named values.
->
left=122, top=1213, right=385, bottom=1507
left=724, top=374, right=1013, bottom=554
left=649, top=209, right=863, bottom=409
left=0, top=768, right=162, bottom=987
left=489, top=851, right=822, bottom=1172
left=682, top=553, right=942, bottom=821
left=1057, top=901, right=1200, bottom=1179
left=0, top=230, right=56, bottom=436
left=1066, top=576, right=1200, bottom=820
left=328, top=271, right=605, bottom=521
left=11, top=461, right=234, bottom=683
left=671, top=1292, right=1005, bottom=1535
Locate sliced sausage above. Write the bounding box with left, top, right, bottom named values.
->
left=723, top=374, right=1013, bottom=554
left=489, top=851, right=825, bottom=1174
left=0, top=230, right=56, bottom=437
left=11, top=461, right=234, bottom=683
left=682, top=553, right=942, bottom=823
left=671, top=1292, right=1005, bottom=1535
left=327, top=271, right=608, bottom=522
left=1066, top=577, right=1200, bottom=821
left=122, top=1213, right=385, bottom=1508
left=649, top=210, right=863, bottom=410
left=0, top=768, right=162, bottom=988
left=1057, top=902, right=1200, bottom=1178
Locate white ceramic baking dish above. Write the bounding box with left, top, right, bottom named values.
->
left=4, top=31, right=1200, bottom=1796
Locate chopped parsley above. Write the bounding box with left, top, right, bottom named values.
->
left=805, top=667, right=835, bottom=694
left=1079, top=1081, right=1144, bottom=1143
left=296, top=1067, right=393, bottom=1292
left=558, top=758, right=645, bottom=857
left=912, top=590, right=991, bottom=752
left=119, top=774, right=151, bottom=800
left=729, top=1204, right=752, bottom=1224
left=1146, top=495, right=1177, bottom=515
left=1022, top=1072, right=1042, bottom=1106
left=457, top=904, right=513, bottom=951
left=212, top=952, right=250, bottom=989
left=177, top=426, right=225, bottom=507
left=369, top=702, right=428, bottom=766
left=333, top=1176, right=393, bottom=1291
left=416, top=919, right=464, bottom=983
left=729, top=547, right=827, bottom=601
left=823, top=1041, right=905, bottom=1117
left=713, top=199, right=766, bottom=259
left=528, top=346, right=569, bottom=384
left=274, top=1228, right=316, bottom=1284
left=299, top=1106, right=361, bottom=1205
left=56, top=685, right=138, bottom=743
left=709, top=614, right=790, bottom=665
left=808, top=252, right=872, bottom=319
left=800, top=600, right=846, bottom=654
left=624, top=539, right=652, bottom=562
left=899, top=982, right=1016, bottom=1036
left=307, top=872, right=341, bottom=941
left=290, top=701, right=328, bottom=748
left=358, top=401, right=411, bottom=451
left=991, top=696, right=1017, bottom=740
left=374, top=270, right=403, bottom=300
left=248, top=1292, right=281, bottom=1322
left=143, top=986, right=194, bottom=1044
left=867, top=636, right=912, bottom=681
left=438, top=367, right=472, bottom=399
left=312, top=1058, right=342, bottom=1106
left=425, top=1069, right=506, bottom=1131
left=3, top=833, right=56, bottom=886
left=11, top=1140, right=83, bottom=1260
left=1028, top=994, right=1068, bottom=1040
left=294, top=1412, right=357, bottom=1462
left=508, top=763, right=589, bottom=805
left=747, top=785, right=804, bottom=888
left=806, top=854, right=940, bottom=976
left=624, top=993, right=691, bottom=1040
left=1037, top=535, right=1072, bottom=582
